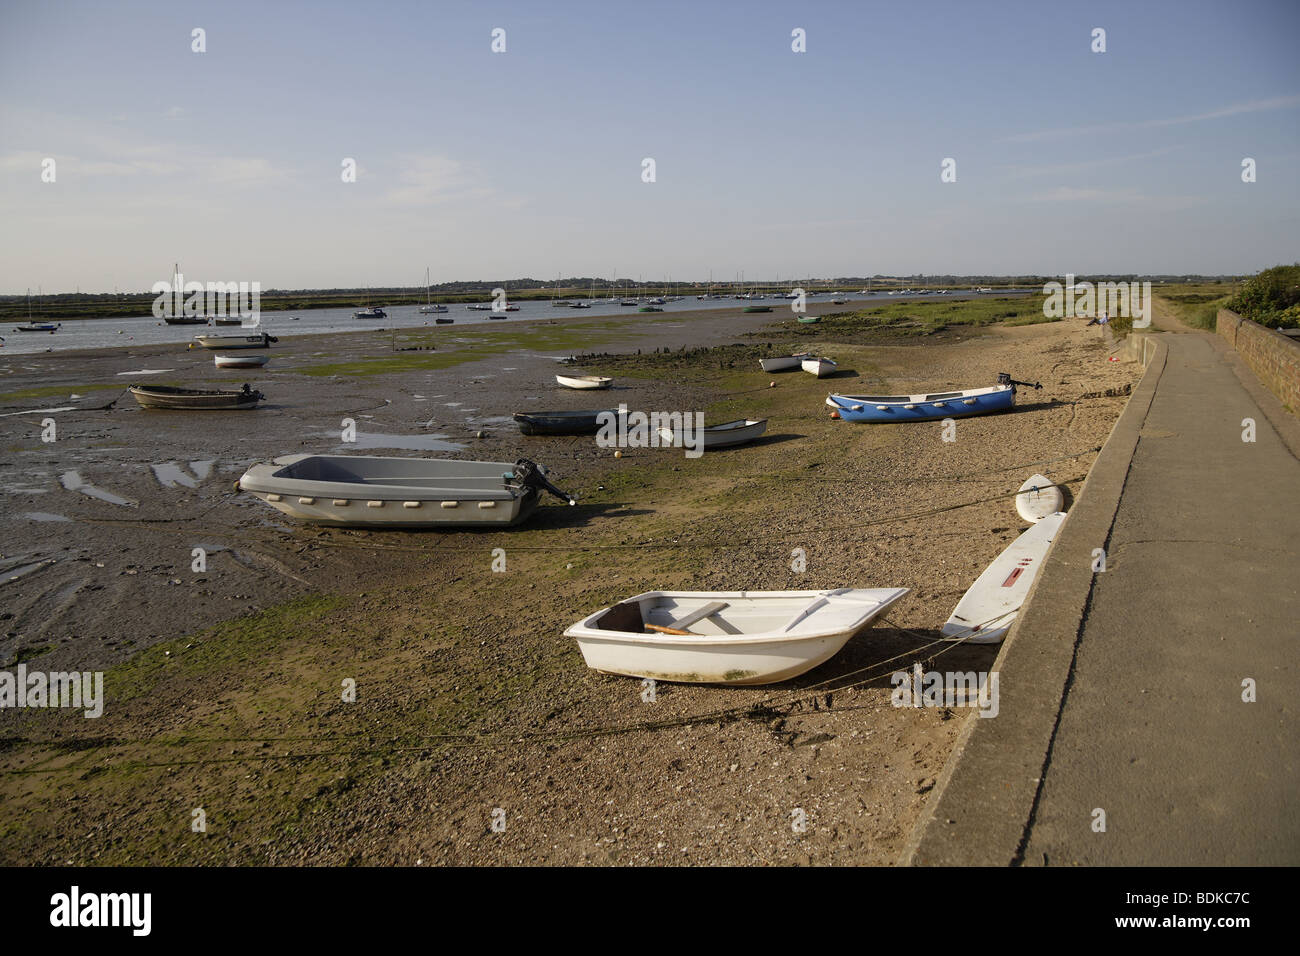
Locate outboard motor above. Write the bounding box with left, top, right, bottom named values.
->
left=997, top=372, right=1042, bottom=394
left=511, top=459, right=576, bottom=505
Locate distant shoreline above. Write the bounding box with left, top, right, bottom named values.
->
left=0, top=286, right=1039, bottom=323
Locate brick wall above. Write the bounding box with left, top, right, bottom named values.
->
left=1218, top=309, right=1300, bottom=413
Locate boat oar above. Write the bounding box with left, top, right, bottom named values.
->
left=645, top=600, right=730, bottom=636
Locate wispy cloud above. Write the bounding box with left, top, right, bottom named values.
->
left=381, top=154, right=495, bottom=206
left=1002, top=146, right=1183, bottom=178
left=203, top=156, right=283, bottom=186
left=1003, top=94, right=1300, bottom=143
left=1026, top=186, right=1209, bottom=211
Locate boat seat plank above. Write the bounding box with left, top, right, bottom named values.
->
left=665, top=600, right=730, bottom=631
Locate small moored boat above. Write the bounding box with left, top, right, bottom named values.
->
left=353, top=307, right=387, bottom=319
left=16, top=323, right=58, bottom=332
left=657, top=418, right=768, bottom=450
left=802, top=357, right=838, bottom=378
left=566, top=587, right=909, bottom=685
left=743, top=305, right=772, bottom=313
left=556, top=374, right=613, bottom=390
left=129, top=383, right=264, bottom=410
left=826, top=375, right=1037, bottom=422
left=513, top=409, right=621, bottom=436
left=759, top=352, right=812, bottom=373
left=214, top=353, right=270, bottom=369
left=238, top=455, right=574, bottom=528
left=193, top=332, right=276, bottom=350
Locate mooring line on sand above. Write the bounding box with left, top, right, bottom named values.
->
left=287, top=475, right=1086, bottom=556
left=0, top=614, right=1004, bottom=775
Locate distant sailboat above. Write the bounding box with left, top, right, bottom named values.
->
left=552, top=273, right=570, bottom=307
left=163, top=263, right=207, bottom=325
left=419, top=268, right=448, bottom=314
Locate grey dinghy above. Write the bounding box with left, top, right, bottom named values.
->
left=193, top=332, right=277, bottom=350
left=129, top=383, right=264, bottom=410
left=238, top=455, right=574, bottom=528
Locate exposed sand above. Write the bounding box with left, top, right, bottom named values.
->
left=0, top=305, right=1139, bottom=865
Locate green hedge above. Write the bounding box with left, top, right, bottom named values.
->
left=1225, top=264, right=1300, bottom=329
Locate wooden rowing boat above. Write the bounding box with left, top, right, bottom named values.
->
left=129, top=383, right=264, bottom=410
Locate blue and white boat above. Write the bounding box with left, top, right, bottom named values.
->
left=826, top=382, right=1020, bottom=422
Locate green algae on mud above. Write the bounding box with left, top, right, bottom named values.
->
left=105, top=594, right=346, bottom=705
left=757, top=295, right=1058, bottom=341
left=0, top=382, right=123, bottom=402
left=289, top=316, right=689, bottom=378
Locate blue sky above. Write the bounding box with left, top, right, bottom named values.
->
left=1, top=0, right=1297, bottom=292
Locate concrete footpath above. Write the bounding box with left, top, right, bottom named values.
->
left=904, top=324, right=1299, bottom=866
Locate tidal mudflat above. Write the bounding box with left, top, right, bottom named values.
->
left=0, top=303, right=1140, bottom=865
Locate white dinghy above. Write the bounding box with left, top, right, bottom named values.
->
left=802, top=357, right=838, bottom=378
left=759, top=352, right=812, bottom=373
left=656, top=418, right=768, bottom=450
left=941, top=511, right=1066, bottom=644
left=193, top=332, right=276, bottom=350
left=239, top=455, right=574, bottom=528
left=1015, top=474, right=1064, bottom=522
left=556, top=374, right=613, bottom=390
left=214, top=353, right=270, bottom=369
left=566, top=587, right=908, bottom=685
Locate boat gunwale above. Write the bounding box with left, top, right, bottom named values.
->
left=567, top=588, right=909, bottom=647
left=827, top=384, right=1012, bottom=407
left=239, top=454, right=532, bottom=502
